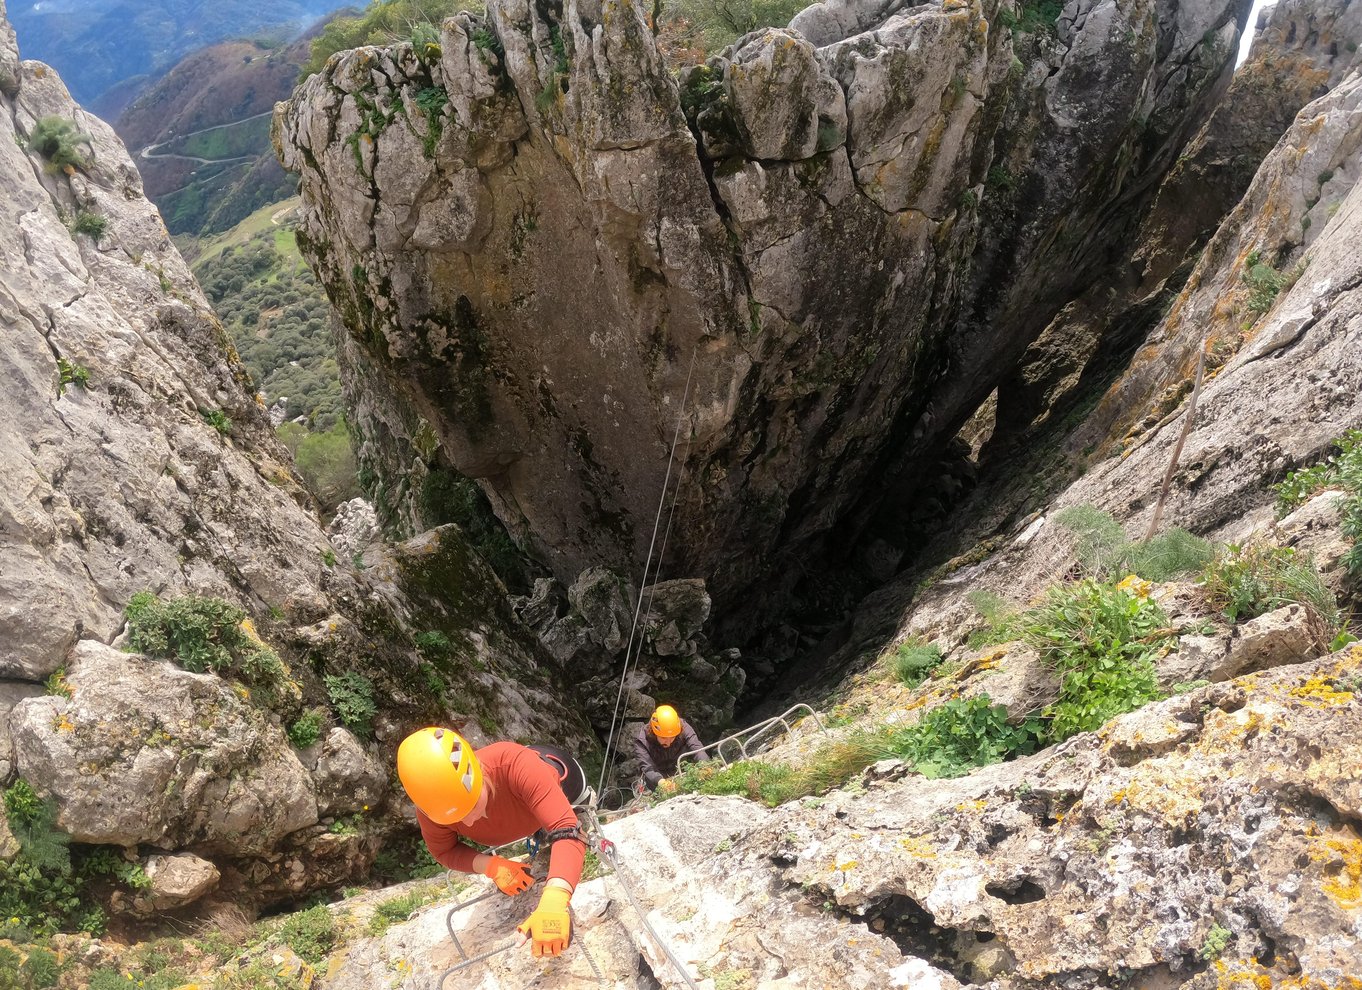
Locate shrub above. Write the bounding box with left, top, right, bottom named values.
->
left=124, top=592, right=290, bottom=698
left=1201, top=544, right=1340, bottom=632
left=325, top=672, right=377, bottom=737
left=1023, top=580, right=1170, bottom=742
left=28, top=115, right=91, bottom=171
left=44, top=667, right=72, bottom=698
left=884, top=695, right=1040, bottom=779
left=274, top=905, right=338, bottom=964
left=1273, top=429, right=1362, bottom=578
left=72, top=210, right=108, bottom=239
left=287, top=709, right=326, bottom=749
left=1240, top=249, right=1304, bottom=318
left=889, top=639, right=943, bottom=688
left=1, top=780, right=81, bottom=936
left=302, top=0, right=484, bottom=79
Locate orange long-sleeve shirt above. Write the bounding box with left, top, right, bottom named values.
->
left=415, top=741, right=586, bottom=888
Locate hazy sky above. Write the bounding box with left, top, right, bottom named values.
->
left=1238, top=0, right=1278, bottom=65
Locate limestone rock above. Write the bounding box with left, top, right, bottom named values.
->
left=299, top=728, right=386, bottom=819
left=325, top=498, right=380, bottom=560
left=10, top=640, right=318, bottom=851
left=276, top=0, right=1248, bottom=638
left=1, top=680, right=44, bottom=782
left=1215, top=604, right=1325, bottom=680
left=139, top=852, right=221, bottom=912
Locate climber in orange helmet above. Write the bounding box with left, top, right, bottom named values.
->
left=396, top=727, right=589, bottom=957
left=632, top=704, right=706, bottom=795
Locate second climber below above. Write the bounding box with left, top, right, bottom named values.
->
left=396, top=727, right=587, bottom=957
left=632, top=704, right=706, bottom=794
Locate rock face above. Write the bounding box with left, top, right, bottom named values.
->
left=1076, top=69, right=1362, bottom=459
left=0, top=0, right=594, bottom=915
left=276, top=0, right=1249, bottom=637
left=514, top=568, right=747, bottom=738
left=986, top=0, right=1362, bottom=445
left=314, top=650, right=1362, bottom=989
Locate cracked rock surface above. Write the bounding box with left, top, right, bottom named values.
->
left=276, top=0, right=1248, bottom=635
left=0, top=0, right=594, bottom=913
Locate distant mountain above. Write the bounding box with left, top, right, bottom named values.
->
left=114, top=32, right=317, bottom=235
left=8, top=0, right=343, bottom=111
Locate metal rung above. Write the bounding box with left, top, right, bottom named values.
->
left=675, top=703, right=827, bottom=770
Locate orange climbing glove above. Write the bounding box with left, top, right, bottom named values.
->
left=516, top=885, right=572, bottom=956
left=482, top=856, right=534, bottom=896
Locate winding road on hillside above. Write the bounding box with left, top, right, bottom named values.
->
left=137, top=108, right=274, bottom=164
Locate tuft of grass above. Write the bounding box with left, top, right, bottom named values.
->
left=72, top=210, right=108, bottom=239
left=273, top=905, right=338, bottom=964
left=888, top=639, right=944, bottom=688
left=365, top=889, right=436, bottom=937
left=965, top=589, right=1024, bottom=647
left=1201, top=544, right=1340, bottom=633
left=1054, top=504, right=1212, bottom=581
left=28, top=115, right=91, bottom=171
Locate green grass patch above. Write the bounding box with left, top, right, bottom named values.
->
left=888, top=639, right=944, bottom=688
left=1201, top=544, right=1341, bottom=631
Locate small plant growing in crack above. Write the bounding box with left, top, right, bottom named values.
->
left=56, top=356, right=91, bottom=396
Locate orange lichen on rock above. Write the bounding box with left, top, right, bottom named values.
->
left=1311, top=831, right=1362, bottom=910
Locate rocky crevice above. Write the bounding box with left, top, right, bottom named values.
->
left=276, top=0, right=1255, bottom=661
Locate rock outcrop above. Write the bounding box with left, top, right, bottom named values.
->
left=0, top=0, right=593, bottom=916
left=276, top=0, right=1251, bottom=638
left=294, top=648, right=1362, bottom=989
left=985, top=0, right=1362, bottom=446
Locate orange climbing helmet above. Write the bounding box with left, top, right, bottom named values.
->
left=396, top=727, right=484, bottom=825
left=650, top=705, right=682, bottom=740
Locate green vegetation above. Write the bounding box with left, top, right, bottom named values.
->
left=372, top=835, right=446, bottom=883
left=71, top=210, right=109, bottom=239
left=273, top=905, right=339, bottom=964
left=1053, top=505, right=1213, bottom=581
left=997, top=0, right=1063, bottom=34
left=412, top=86, right=450, bottom=158
left=44, top=667, right=72, bottom=699
left=27, top=116, right=91, bottom=172
left=1023, top=580, right=1169, bottom=742
left=662, top=0, right=819, bottom=52
left=281, top=421, right=361, bottom=510
left=1274, top=429, right=1362, bottom=577
left=1201, top=544, right=1341, bottom=631
left=192, top=218, right=345, bottom=438
left=124, top=592, right=293, bottom=702
left=56, top=357, right=91, bottom=396
left=0, top=779, right=93, bottom=939
left=892, top=695, right=1040, bottom=778
left=287, top=708, right=326, bottom=749
left=366, top=888, right=438, bottom=936
left=888, top=639, right=944, bottom=688
left=1241, top=249, right=1303, bottom=318
left=303, top=0, right=485, bottom=78
left=199, top=407, right=232, bottom=434
left=324, top=671, right=377, bottom=738
left=1200, top=923, right=1233, bottom=961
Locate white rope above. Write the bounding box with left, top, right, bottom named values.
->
left=596, top=350, right=698, bottom=795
